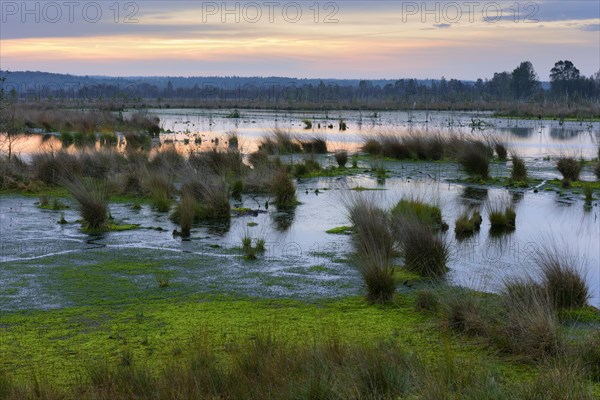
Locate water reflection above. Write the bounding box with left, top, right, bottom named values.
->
left=271, top=207, right=296, bottom=231
left=461, top=186, right=488, bottom=206
left=548, top=128, right=584, bottom=140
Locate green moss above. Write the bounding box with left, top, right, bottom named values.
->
left=107, top=223, right=141, bottom=232
left=326, top=226, right=354, bottom=235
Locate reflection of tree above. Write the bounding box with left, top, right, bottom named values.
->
left=548, top=129, right=581, bottom=141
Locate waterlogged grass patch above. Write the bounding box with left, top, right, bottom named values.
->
left=326, top=225, right=354, bottom=235
left=349, top=186, right=387, bottom=191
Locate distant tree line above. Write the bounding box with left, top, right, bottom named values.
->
left=1, top=60, right=599, bottom=110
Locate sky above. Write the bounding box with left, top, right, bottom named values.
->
left=1, top=1, right=599, bottom=80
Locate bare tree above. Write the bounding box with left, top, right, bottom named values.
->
left=0, top=75, right=24, bottom=160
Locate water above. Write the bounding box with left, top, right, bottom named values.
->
left=0, top=109, right=599, bottom=310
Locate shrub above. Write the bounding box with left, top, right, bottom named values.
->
left=556, top=157, right=581, bottom=181
left=396, top=219, right=449, bottom=277
left=272, top=169, right=297, bottom=207
left=62, top=178, right=108, bottom=231
left=391, top=198, right=443, bottom=229
left=335, top=150, right=348, bottom=168
left=302, top=119, right=312, bottom=129
left=454, top=211, right=482, bottom=237
left=534, top=246, right=589, bottom=309
left=595, top=162, right=600, bottom=180
left=510, top=154, right=528, bottom=182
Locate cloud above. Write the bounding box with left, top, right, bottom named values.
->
left=580, top=24, right=600, bottom=32
left=433, top=23, right=451, bottom=29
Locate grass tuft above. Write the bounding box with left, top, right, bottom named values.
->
left=556, top=157, right=582, bottom=182
left=534, top=244, right=589, bottom=309
left=334, top=150, right=348, bottom=168
left=61, top=178, right=108, bottom=231
left=391, top=198, right=444, bottom=229
left=395, top=218, right=449, bottom=277
left=510, top=154, right=528, bottom=182
left=272, top=169, right=297, bottom=208
left=454, top=211, right=482, bottom=237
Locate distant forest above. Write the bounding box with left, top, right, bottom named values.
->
left=1, top=60, right=599, bottom=116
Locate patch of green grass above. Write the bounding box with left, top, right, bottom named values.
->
left=106, top=223, right=140, bottom=232
left=454, top=211, right=482, bottom=237
left=326, top=225, right=354, bottom=235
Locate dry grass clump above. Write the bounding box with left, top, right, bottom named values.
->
left=556, top=157, right=581, bottom=182
left=346, top=195, right=397, bottom=302
left=144, top=171, right=174, bottom=212
left=149, top=145, right=186, bottom=174
left=394, top=217, right=449, bottom=277
left=258, top=128, right=302, bottom=154
left=301, top=135, right=328, bottom=154
left=31, top=151, right=82, bottom=185
left=533, top=244, right=589, bottom=309
left=362, top=132, right=449, bottom=161
left=494, top=277, right=561, bottom=360
left=61, top=177, right=108, bottom=231
left=456, top=141, right=491, bottom=180
left=188, top=149, right=245, bottom=177
left=172, top=193, right=198, bottom=238
left=361, top=137, right=383, bottom=155
left=443, top=291, right=489, bottom=336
